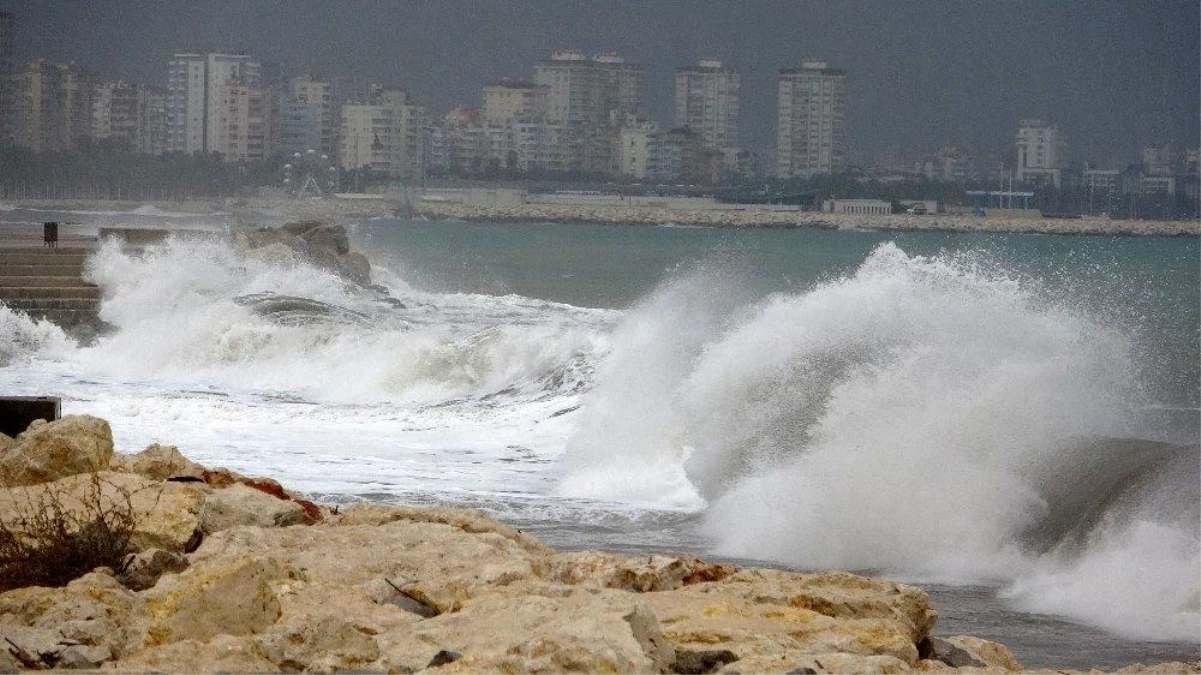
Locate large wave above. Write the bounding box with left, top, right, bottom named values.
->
left=559, top=242, right=1199, bottom=642
left=73, top=237, right=611, bottom=407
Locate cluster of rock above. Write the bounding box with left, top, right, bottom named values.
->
left=233, top=221, right=372, bottom=285
left=1, top=416, right=1198, bottom=674
left=416, top=201, right=1201, bottom=237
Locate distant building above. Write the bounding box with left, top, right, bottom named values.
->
left=167, top=52, right=265, bottom=160
left=0, top=12, right=13, bottom=143
left=1083, top=168, right=1121, bottom=193
left=675, top=58, right=740, bottom=165
left=1141, top=143, right=1175, bottom=177
left=92, top=81, right=167, bottom=155
left=482, top=80, right=545, bottom=124
left=8, top=60, right=93, bottom=152
left=914, top=146, right=975, bottom=181
left=535, top=50, right=643, bottom=129
left=1015, top=119, right=1064, bottom=187
left=823, top=198, right=890, bottom=215
left=287, top=75, right=338, bottom=157
left=777, top=60, right=847, bottom=178
left=338, top=87, right=426, bottom=179
left=535, top=50, right=645, bottom=174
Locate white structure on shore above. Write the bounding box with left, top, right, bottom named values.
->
left=1015, top=119, right=1064, bottom=188
left=92, top=81, right=167, bottom=155
left=675, top=58, right=740, bottom=165
left=339, top=87, right=427, bottom=179
left=777, top=60, right=847, bottom=178
left=167, top=52, right=267, bottom=161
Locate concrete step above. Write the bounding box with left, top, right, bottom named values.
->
left=0, top=247, right=93, bottom=255
left=12, top=308, right=101, bottom=329
left=0, top=264, right=87, bottom=276
left=0, top=276, right=93, bottom=288
left=0, top=286, right=101, bottom=300
left=1, top=298, right=100, bottom=311
left=0, top=252, right=90, bottom=266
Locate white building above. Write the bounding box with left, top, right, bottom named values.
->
left=777, top=60, right=847, bottom=178
left=338, top=87, right=426, bottom=179
left=482, top=80, right=545, bottom=125
left=92, top=81, right=166, bottom=155
left=535, top=50, right=643, bottom=129
left=823, top=198, right=890, bottom=215
left=675, top=58, right=740, bottom=163
left=1015, top=119, right=1064, bottom=187
left=167, top=52, right=262, bottom=159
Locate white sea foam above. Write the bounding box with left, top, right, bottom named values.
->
left=559, top=242, right=1198, bottom=641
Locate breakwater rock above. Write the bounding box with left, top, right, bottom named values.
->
left=1, top=416, right=1198, bottom=674
left=416, top=201, right=1201, bottom=237
left=234, top=221, right=371, bottom=285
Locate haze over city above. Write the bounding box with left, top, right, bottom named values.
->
left=3, top=0, right=1198, bottom=166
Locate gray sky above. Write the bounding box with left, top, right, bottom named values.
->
left=3, top=0, right=1197, bottom=168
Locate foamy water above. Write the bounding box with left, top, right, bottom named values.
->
left=0, top=227, right=1197, bottom=660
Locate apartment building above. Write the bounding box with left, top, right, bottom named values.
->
left=777, top=60, right=847, bottom=178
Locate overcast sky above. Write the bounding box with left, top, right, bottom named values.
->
left=3, top=1, right=1197, bottom=167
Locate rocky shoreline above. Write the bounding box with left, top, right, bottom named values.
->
left=413, top=201, right=1201, bottom=237
left=5, top=197, right=1199, bottom=237
left=1, top=415, right=1197, bottom=674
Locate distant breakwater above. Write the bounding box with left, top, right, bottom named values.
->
left=415, top=200, right=1201, bottom=237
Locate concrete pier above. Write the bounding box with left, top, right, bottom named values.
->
left=0, top=246, right=102, bottom=330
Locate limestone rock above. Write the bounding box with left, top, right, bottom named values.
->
left=57, top=643, right=114, bottom=669
left=546, top=551, right=737, bottom=592
left=0, top=415, right=113, bottom=487
left=118, top=548, right=190, bottom=591
left=201, top=484, right=306, bottom=533
left=101, top=635, right=280, bottom=673
left=715, top=652, right=914, bottom=674
left=332, top=502, right=552, bottom=555
left=941, top=634, right=1018, bottom=667
left=0, top=570, right=139, bottom=664
left=379, top=591, right=673, bottom=674
left=643, top=569, right=930, bottom=668
left=192, top=517, right=542, bottom=614
left=139, top=555, right=289, bottom=648
left=0, top=432, right=12, bottom=456
left=109, top=444, right=205, bottom=481
left=0, top=645, right=19, bottom=674
left=256, top=613, right=380, bottom=673
left=236, top=222, right=370, bottom=285
left=0, top=471, right=205, bottom=553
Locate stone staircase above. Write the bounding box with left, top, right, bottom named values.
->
left=0, top=247, right=102, bottom=330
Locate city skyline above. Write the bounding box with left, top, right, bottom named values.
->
left=1, top=0, right=1197, bottom=168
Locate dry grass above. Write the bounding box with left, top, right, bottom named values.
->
left=0, top=473, right=138, bottom=592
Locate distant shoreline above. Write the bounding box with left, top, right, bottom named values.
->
left=5, top=197, right=1199, bottom=237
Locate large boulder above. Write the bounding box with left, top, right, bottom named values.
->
left=234, top=222, right=370, bottom=285
left=0, top=471, right=206, bottom=553
left=0, top=569, right=141, bottom=665
left=137, top=555, right=290, bottom=649
left=0, top=415, right=113, bottom=487
left=191, top=512, right=545, bottom=614
left=377, top=591, right=674, bottom=674
left=100, top=635, right=280, bottom=674
left=544, top=551, right=737, bottom=592
left=109, top=444, right=205, bottom=481
left=640, top=568, right=937, bottom=669
left=200, top=484, right=306, bottom=533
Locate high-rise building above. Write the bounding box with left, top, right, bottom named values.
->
left=338, top=87, right=426, bottom=179
left=167, top=52, right=263, bottom=159
left=0, top=12, right=13, bottom=143
left=777, top=60, right=847, bottom=178
left=286, top=75, right=337, bottom=157
left=675, top=58, right=740, bottom=162
left=1014, top=119, right=1064, bottom=187
left=482, top=80, right=545, bottom=125
left=92, top=81, right=167, bottom=155
left=535, top=51, right=643, bottom=129
left=9, top=60, right=93, bottom=152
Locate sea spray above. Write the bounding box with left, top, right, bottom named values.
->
left=75, top=236, right=611, bottom=406
left=559, top=242, right=1197, bottom=641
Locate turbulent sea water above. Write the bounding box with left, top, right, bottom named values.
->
left=1, top=209, right=1198, bottom=669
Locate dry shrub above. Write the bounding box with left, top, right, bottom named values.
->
left=0, top=473, right=139, bottom=592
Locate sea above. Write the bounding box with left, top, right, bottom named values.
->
left=1, top=204, right=1198, bottom=670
